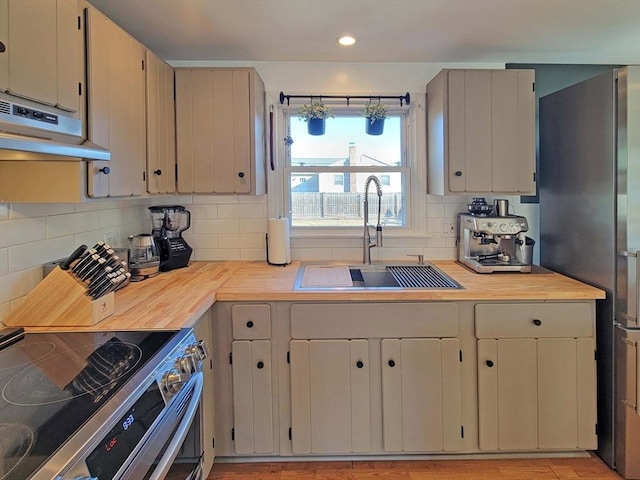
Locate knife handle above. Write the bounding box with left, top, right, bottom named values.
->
left=60, top=245, right=87, bottom=271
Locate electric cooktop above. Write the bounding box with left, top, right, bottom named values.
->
left=0, top=328, right=175, bottom=480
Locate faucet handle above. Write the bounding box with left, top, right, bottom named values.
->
left=407, top=254, right=424, bottom=265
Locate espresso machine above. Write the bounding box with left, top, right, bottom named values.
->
left=456, top=198, right=532, bottom=273
left=149, top=205, right=193, bottom=271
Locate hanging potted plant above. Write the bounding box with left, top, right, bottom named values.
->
left=298, top=101, right=332, bottom=135
left=361, top=102, right=388, bottom=135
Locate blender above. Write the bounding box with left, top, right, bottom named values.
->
left=149, top=205, right=193, bottom=271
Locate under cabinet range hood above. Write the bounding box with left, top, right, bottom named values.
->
left=0, top=95, right=110, bottom=161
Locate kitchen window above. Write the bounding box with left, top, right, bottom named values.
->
left=282, top=100, right=424, bottom=236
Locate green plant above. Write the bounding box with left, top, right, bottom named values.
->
left=361, top=102, right=388, bottom=124
left=298, top=102, right=333, bottom=121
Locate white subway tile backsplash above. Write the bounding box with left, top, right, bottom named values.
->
left=0, top=204, right=9, bottom=220
left=193, top=195, right=239, bottom=205
left=0, top=249, right=8, bottom=276
left=195, top=218, right=240, bottom=234
left=241, top=248, right=266, bottom=261
left=426, top=203, right=445, bottom=218
left=9, top=236, right=74, bottom=272
left=218, top=233, right=264, bottom=249
left=48, top=211, right=101, bottom=238
left=239, top=219, right=268, bottom=233
left=0, top=266, right=43, bottom=304
left=74, top=199, right=122, bottom=212
left=188, top=204, right=219, bottom=219
left=238, top=195, right=268, bottom=204
left=0, top=217, right=47, bottom=248
left=195, top=248, right=241, bottom=261
left=9, top=203, right=74, bottom=218
left=218, top=204, right=266, bottom=219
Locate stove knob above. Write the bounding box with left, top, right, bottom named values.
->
left=175, top=354, right=197, bottom=374
left=161, top=369, right=190, bottom=394
left=186, top=340, right=209, bottom=361
left=499, top=223, right=508, bottom=232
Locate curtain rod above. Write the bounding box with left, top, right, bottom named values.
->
left=279, top=91, right=410, bottom=107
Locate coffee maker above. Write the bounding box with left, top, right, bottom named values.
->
left=149, top=205, right=193, bottom=271
left=456, top=198, right=532, bottom=273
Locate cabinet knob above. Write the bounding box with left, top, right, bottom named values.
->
left=356, top=361, right=364, bottom=369
left=99, top=166, right=110, bottom=175
left=486, top=360, right=494, bottom=367
left=388, top=359, right=396, bottom=368
left=256, top=361, right=264, bottom=369
left=154, top=169, right=162, bottom=175
left=246, top=320, right=254, bottom=328
left=454, top=170, right=462, bottom=177
left=238, top=172, right=245, bottom=178
left=533, top=319, right=542, bottom=326
left=0, top=42, right=6, bottom=53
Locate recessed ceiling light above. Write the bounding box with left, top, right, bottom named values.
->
left=337, top=35, right=356, bottom=46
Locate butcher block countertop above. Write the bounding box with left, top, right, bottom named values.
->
left=23, top=260, right=605, bottom=332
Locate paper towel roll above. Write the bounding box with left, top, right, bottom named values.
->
left=267, top=218, right=291, bottom=265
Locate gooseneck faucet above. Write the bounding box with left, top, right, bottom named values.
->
left=363, top=175, right=383, bottom=264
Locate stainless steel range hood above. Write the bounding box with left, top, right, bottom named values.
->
left=0, top=96, right=110, bottom=161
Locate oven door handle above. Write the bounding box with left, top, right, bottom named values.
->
left=148, top=372, right=204, bottom=480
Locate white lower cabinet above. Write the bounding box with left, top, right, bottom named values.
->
left=290, top=339, right=371, bottom=454
left=476, top=303, right=597, bottom=451
left=231, top=340, right=274, bottom=454
left=381, top=338, right=462, bottom=452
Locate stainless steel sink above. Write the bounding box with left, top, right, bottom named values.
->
left=294, top=263, right=462, bottom=290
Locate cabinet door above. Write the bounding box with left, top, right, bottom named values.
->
left=146, top=49, right=176, bottom=194
left=478, top=337, right=596, bottom=451
left=86, top=7, right=145, bottom=198
left=290, top=339, right=370, bottom=454
left=0, top=0, right=80, bottom=112
left=381, top=338, right=462, bottom=452
left=232, top=340, right=273, bottom=454
left=175, top=69, right=253, bottom=194
left=428, top=69, right=535, bottom=195
left=4, top=0, right=57, bottom=106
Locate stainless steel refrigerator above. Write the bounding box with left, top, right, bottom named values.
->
left=539, top=66, right=639, bottom=479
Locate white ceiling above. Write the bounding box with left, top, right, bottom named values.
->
left=88, top=0, right=640, bottom=65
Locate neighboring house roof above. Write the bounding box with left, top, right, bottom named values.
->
left=290, top=157, right=347, bottom=167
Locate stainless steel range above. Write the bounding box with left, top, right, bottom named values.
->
left=0, top=327, right=208, bottom=480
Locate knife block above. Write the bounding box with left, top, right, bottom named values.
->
left=3, top=267, right=115, bottom=327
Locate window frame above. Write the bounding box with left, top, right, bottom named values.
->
left=282, top=102, right=412, bottom=237
left=271, top=93, right=427, bottom=241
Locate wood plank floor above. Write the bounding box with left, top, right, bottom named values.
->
left=208, top=453, right=623, bottom=479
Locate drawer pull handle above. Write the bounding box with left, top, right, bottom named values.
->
left=388, top=359, right=396, bottom=368
left=454, top=170, right=462, bottom=177
left=486, top=360, right=494, bottom=367
left=356, top=361, right=364, bottom=369
left=246, top=321, right=254, bottom=328
left=256, top=361, right=264, bottom=369
left=533, top=319, right=542, bottom=326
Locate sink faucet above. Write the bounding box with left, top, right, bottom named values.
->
left=363, top=175, right=383, bottom=264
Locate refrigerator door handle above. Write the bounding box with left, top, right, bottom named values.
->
left=620, top=250, right=639, bottom=326
left=637, top=339, right=640, bottom=416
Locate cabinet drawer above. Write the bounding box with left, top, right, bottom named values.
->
left=232, top=304, right=271, bottom=339
left=475, top=303, right=593, bottom=339
left=291, top=303, right=458, bottom=339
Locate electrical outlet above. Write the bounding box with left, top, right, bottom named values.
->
left=103, top=231, right=118, bottom=247
left=442, top=222, right=455, bottom=234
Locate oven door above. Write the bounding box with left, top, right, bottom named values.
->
left=124, top=372, right=204, bottom=480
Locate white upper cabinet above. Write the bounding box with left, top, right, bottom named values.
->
left=175, top=67, right=266, bottom=195
left=427, top=69, right=535, bottom=195
left=145, top=49, right=176, bottom=194
left=0, top=0, right=83, bottom=114
left=85, top=6, right=146, bottom=198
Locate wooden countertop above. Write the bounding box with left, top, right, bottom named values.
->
left=23, top=260, right=605, bottom=332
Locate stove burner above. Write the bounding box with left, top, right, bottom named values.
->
left=0, top=424, right=34, bottom=480
left=2, top=341, right=142, bottom=406
left=0, top=342, right=56, bottom=371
